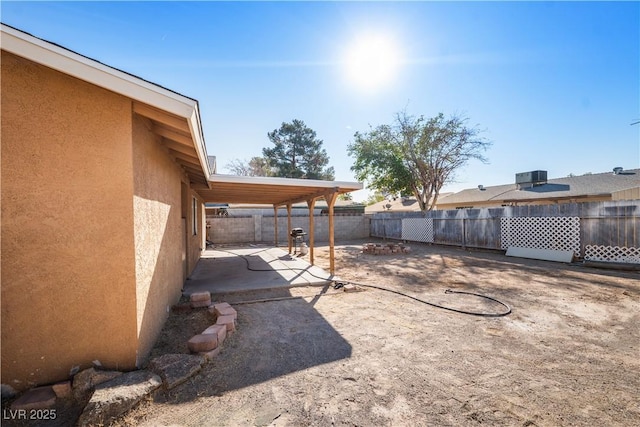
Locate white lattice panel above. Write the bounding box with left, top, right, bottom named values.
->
left=500, top=217, right=580, bottom=256
left=402, top=218, right=434, bottom=243
left=584, top=245, right=640, bottom=264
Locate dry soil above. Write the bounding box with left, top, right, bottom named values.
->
left=116, top=239, right=639, bottom=427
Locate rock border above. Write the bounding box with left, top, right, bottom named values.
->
left=3, top=299, right=238, bottom=426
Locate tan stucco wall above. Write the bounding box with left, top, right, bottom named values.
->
left=1, top=52, right=139, bottom=390
left=131, top=115, right=186, bottom=361
left=185, top=190, right=205, bottom=277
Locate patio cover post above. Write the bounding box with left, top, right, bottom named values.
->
left=324, top=190, right=338, bottom=275
left=307, top=197, right=316, bottom=265
left=287, top=203, right=292, bottom=254
left=273, top=205, right=278, bottom=247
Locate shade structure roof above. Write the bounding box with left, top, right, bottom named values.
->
left=199, top=174, right=363, bottom=206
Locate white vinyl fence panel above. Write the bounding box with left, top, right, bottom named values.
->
left=401, top=218, right=434, bottom=243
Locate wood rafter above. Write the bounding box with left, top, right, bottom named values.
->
left=190, top=182, right=210, bottom=190
left=152, top=124, right=193, bottom=147
left=133, top=102, right=190, bottom=133
left=169, top=150, right=201, bottom=166
left=179, top=162, right=208, bottom=177
left=162, top=138, right=198, bottom=157
left=275, top=187, right=339, bottom=207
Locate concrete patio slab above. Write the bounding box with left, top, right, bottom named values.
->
left=183, top=245, right=334, bottom=296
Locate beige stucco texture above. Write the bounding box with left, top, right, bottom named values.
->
left=1, top=52, right=140, bottom=389
left=132, top=115, right=189, bottom=360
left=1, top=49, right=209, bottom=392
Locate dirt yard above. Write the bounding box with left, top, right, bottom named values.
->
left=101, top=239, right=639, bottom=425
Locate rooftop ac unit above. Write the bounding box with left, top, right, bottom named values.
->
left=516, top=170, right=547, bottom=185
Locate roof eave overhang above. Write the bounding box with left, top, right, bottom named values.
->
left=1, top=24, right=211, bottom=186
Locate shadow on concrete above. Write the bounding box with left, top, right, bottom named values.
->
left=148, top=245, right=351, bottom=403
left=183, top=246, right=334, bottom=296
left=153, top=293, right=352, bottom=404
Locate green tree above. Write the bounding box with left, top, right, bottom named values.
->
left=348, top=112, right=490, bottom=211
left=263, top=119, right=335, bottom=180
left=364, top=191, right=386, bottom=206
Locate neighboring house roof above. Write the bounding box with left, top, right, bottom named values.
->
left=438, top=169, right=640, bottom=206
left=365, top=194, right=453, bottom=213
left=1, top=23, right=212, bottom=187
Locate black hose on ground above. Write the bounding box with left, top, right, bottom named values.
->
left=337, top=281, right=512, bottom=317
left=214, top=248, right=512, bottom=317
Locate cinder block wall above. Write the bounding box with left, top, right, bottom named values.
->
left=209, top=217, right=256, bottom=243
left=208, top=215, right=369, bottom=244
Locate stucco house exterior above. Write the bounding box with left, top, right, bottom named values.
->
left=1, top=24, right=361, bottom=392
left=1, top=24, right=213, bottom=391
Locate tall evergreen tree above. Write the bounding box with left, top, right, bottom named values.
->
left=263, top=119, right=335, bottom=180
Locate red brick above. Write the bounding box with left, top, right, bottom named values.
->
left=52, top=381, right=71, bottom=398
left=215, top=314, right=236, bottom=332
left=190, top=292, right=211, bottom=302
left=187, top=334, right=218, bottom=353
left=214, top=305, right=237, bottom=320
left=202, top=324, right=227, bottom=345
left=209, top=302, right=231, bottom=311
left=209, top=302, right=231, bottom=316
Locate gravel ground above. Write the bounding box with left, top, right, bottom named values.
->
left=116, top=239, right=639, bottom=427
left=10, top=239, right=636, bottom=427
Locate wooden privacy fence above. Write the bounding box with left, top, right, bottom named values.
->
left=370, top=200, right=640, bottom=263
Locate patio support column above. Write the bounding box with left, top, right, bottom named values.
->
left=273, top=205, right=279, bottom=247
left=324, top=190, right=338, bottom=275
left=287, top=203, right=293, bottom=254
left=307, top=198, right=316, bottom=265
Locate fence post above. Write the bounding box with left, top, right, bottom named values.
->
left=462, top=217, right=466, bottom=249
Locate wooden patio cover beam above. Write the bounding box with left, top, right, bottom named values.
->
left=323, top=190, right=339, bottom=275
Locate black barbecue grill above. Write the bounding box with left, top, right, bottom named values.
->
left=290, top=228, right=307, bottom=254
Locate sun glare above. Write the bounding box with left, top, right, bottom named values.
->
left=344, top=33, right=402, bottom=92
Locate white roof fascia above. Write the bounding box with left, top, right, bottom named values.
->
left=1, top=25, right=198, bottom=119
left=2, top=24, right=212, bottom=180
left=209, top=174, right=363, bottom=191
left=187, top=104, right=213, bottom=186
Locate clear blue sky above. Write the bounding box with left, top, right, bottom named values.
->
left=3, top=1, right=639, bottom=201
